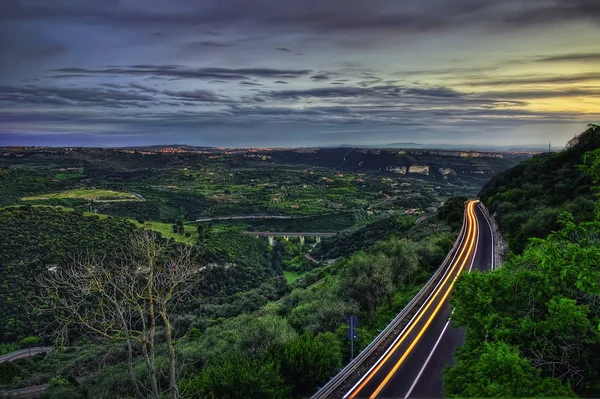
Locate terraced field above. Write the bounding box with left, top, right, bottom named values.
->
left=22, top=189, right=140, bottom=202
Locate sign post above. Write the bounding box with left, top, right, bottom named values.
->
left=346, top=316, right=358, bottom=361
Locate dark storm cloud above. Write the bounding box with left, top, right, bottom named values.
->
left=0, top=84, right=229, bottom=108
left=3, top=0, right=598, bottom=35
left=1, top=0, right=598, bottom=147
left=162, top=89, right=229, bottom=102
left=240, top=81, right=262, bottom=86
left=0, top=85, right=158, bottom=108
left=311, top=73, right=332, bottom=81
left=130, top=82, right=160, bottom=93
left=51, top=66, right=312, bottom=80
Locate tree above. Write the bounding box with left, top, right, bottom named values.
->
left=340, top=251, right=394, bottom=323
left=196, top=224, right=211, bottom=245
left=36, top=230, right=203, bottom=399
left=277, top=332, right=343, bottom=396
left=444, top=342, right=574, bottom=398
left=19, top=335, right=40, bottom=355
left=186, top=354, right=290, bottom=399
left=372, top=239, right=419, bottom=287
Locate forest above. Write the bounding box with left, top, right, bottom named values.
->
left=445, top=124, right=600, bottom=397
left=0, top=145, right=476, bottom=398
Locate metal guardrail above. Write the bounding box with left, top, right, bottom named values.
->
left=311, top=206, right=470, bottom=398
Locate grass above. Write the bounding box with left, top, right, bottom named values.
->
left=283, top=270, right=307, bottom=284
left=1, top=204, right=197, bottom=245
left=55, top=172, right=85, bottom=180
left=130, top=220, right=198, bottom=244
left=22, top=188, right=139, bottom=202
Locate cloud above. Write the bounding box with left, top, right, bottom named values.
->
left=464, top=72, right=600, bottom=87
left=0, top=85, right=157, bottom=108
left=535, top=52, right=600, bottom=63
left=240, top=81, right=262, bottom=86
left=162, top=89, right=229, bottom=102
left=265, top=85, right=463, bottom=100
left=478, top=88, right=600, bottom=99
left=311, top=73, right=331, bottom=81
left=275, top=47, right=291, bottom=52
left=130, top=82, right=160, bottom=93
left=51, top=66, right=312, bottom=81
left=185, top=41, right=232, bottom=49
left=4, top=0, right=597, bottom=37
left=0, top=83, right=230, bottom=108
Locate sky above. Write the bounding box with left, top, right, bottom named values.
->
left=0, top=0, right=599, bottom=148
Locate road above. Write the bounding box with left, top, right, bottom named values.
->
left=0, top=347, right=52, bottom=364
left=344, top=200, right=493, bottom=399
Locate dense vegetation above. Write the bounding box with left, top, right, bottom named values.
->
left=0, top=202, right=459, bottom=398
left=0, top=144, right=525, bottom=398
left=480, top=125, right=600, bottom=253
left=446, top=124, right=600, bottom=397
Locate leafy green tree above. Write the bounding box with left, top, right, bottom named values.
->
left=236, top=315, right=297, bottom=359
left=340, top=251, right=394, bottom=323
left=186, top=354, right=290, bottom=399
left=372, top=238, right=419, bottom=287
left=288, top=297, right=358, bottom=334
left=197, top=224, right=211, bottom=244
left=19, top=335, right=41, bottom=355
left=277, top=332, right=343, bottom=396
left=444, top=342, right=574, bottom=398
left=447, top=148, right=600, bottom=396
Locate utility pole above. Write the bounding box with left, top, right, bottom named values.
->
left=549, top=142, right=551, bottom=152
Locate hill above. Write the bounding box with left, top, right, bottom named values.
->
left=445, top=124, right=600, bottom=397
left=480, top=124, right=600, bottom=253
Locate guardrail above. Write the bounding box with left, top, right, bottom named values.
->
left=311, top=204, right=470, bottom=398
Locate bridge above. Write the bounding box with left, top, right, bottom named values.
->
left=243, top=231, right=336, bottom=245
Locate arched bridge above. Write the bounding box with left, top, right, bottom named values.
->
left=243, top=231, right=336, bottom=245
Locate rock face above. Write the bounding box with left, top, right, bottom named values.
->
left=438, top=168, right=455, bottom=176
left=386, top=166, right=407, bottom=174
left=408, top=165, right=430, bottom=175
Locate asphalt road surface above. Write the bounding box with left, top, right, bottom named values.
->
left=0, top=347, right=52, bottom=364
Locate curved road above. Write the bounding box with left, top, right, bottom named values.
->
left=321, top=200, right=494, bottom=399
left=0, top=347, right=52, bottom=364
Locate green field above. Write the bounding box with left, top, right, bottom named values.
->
left=283, top=270, right=307, bottom=283
left=130, top=220, right=198, bottom=244
left=22, top=188, right=139, bottom=202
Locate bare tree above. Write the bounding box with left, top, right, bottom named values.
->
left=36, top=230, right=203, bottom=399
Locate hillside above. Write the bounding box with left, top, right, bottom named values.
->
left=480, top=124, right=600, bottom=253
left=445, top=124, right=600, bottom=397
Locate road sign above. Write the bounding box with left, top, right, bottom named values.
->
left=346, top=328, right=358, bottom=340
